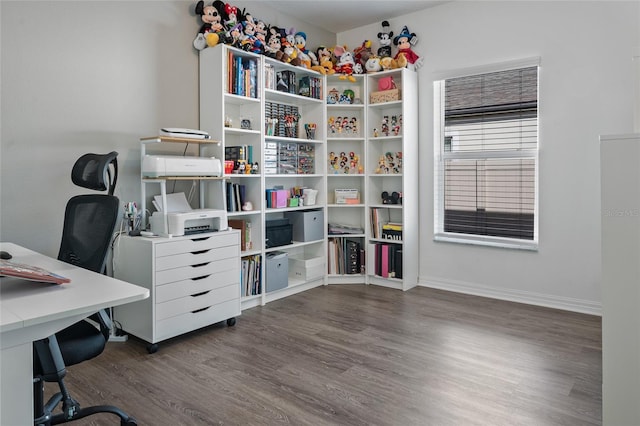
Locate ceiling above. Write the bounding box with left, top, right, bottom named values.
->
left=264, top=0, right=449, bottom=34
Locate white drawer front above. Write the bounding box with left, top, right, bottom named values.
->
left=156, top=245, right=239, bottom=271
left=155, top=232, right=239, bottom=257
left=155, top=268, right=239, bottom=304
left=155, top=298, right=240, bottom=342
left=156, top=258, right=238, bottom=286
left=155, top=283, right=238, bottom=321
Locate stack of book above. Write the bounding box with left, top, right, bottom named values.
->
left=372, top=243, right=403, bottom=279
left=225, top=145, right=254, bottom=165
left=227, top=51, right=258, bottom=98
left=228, top=219, right=252, bottom=251
left=381, top=223, right=403, bottom=241
left=240, top=255, right=261, bottom=296
left=225, top=182, right=246, bottom=212
left=328, top=237, right=363, bottom=275
left=298, top=75, right=323, bottom=100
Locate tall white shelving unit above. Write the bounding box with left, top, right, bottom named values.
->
left=325, top=74, right=368, bottom=283
left=365, top=68, right=419, bottom=291
left=200, top=44, right=419, bottom=307
left=199, top=45, right=327, bottom=309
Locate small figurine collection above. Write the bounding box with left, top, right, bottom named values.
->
left=373, top=114, right=402, bottom=138
left=193, top=2, right=424, bottom=76
left=375, top=151, right=402, bottom=174
left=328, top=151, right=364, bottom=175
left=328, top=116, right=359, bottom=136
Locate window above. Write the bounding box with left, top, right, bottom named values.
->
left=434, top=59, right=539, bottom=250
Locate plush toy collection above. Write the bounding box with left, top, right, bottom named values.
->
left=193, top=2, right=424, bottom=73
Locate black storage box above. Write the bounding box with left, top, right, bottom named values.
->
left=266, top=218, right=293, bottom=248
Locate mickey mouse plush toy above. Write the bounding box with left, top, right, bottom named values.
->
left=193, top=1, right=226, bottom=50
left=393, top=25, right=423, bottom=69
left=377, top=21, right=393, bottom=58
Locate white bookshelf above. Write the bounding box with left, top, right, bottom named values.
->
left=200, top=45, right=419, bottom=307
left=365, top=69, right=419, bottom=291
left=200, top=45, right=327, bottom=309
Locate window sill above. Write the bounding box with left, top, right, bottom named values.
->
left=434, top=233, right=538, bottom=251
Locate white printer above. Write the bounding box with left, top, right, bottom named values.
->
left=142, top=155, right=222, bottom=177
left=149, top=209, right=228, bottom=237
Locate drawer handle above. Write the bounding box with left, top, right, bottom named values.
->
left=191, top=306, right=211, bottom=314
left=191, top=237, right=210, bottom=242
left=191, top=249, right=210, bottom=255
left=192, top=275, right=211, bottom=281
left=191, top=262, right=210, bottom=268
left=191, top=290, right=211, bottom=297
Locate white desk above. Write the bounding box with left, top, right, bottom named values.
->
left=0, top=242, right=149, bottom=425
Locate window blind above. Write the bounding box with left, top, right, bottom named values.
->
left=441, top=66, right=538, bottom=241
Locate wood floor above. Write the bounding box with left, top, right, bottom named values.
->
left=50, top=285, right=602, bottom=425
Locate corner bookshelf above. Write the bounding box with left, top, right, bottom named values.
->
left=325, top=74, right=368, bottom=283
left=200, top=45, right=419, bottom=306
left=199, top=44, right=327, bottom=309
left=365, top=69, right=418, bottom=291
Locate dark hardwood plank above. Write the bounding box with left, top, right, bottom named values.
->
left=47, top=285, right=601, bottom=425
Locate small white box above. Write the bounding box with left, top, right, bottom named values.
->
left=335, top=189, right=360, bottom=204
left=289, top=255, right=325, bottom=281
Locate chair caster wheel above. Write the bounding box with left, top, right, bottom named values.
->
left=146, top=343, right=158, bottom=354
left=121, top=417, right=137, bottom=426
left=226, top=317, right=236, bottom=326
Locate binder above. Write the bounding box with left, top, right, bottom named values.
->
left=381, top=244, right=389, bottom=278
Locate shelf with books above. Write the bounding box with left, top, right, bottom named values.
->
left=324, top=76, right=367, bottom=285
left=365, top=68, right=418, bottom=291
left=328, top=236, right=365, bottom=277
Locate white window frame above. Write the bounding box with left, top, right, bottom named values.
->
left=433, top=57, right=541, bottom=251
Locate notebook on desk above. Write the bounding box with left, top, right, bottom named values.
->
left=0, top=260, right=70, bottom=284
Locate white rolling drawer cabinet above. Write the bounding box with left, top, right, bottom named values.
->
left=113, top=230, right=240, bottom=353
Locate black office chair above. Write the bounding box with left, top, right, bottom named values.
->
left=33, top=151, right=137, bottom=426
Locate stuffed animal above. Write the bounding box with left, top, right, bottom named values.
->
left=377, top=21, right=393, bottom=58
left=365, top=55, right=382, bottom=73
left=255, top=18, right=268, bottom=46
left=240, top=14, right=263, bottom=53
left=294, top=32, right=315, bottom=69
left=193, top=1, right=226, bottom=50
left=393, top=26, right=423, bottom=69
left=380, top=56, right=401, bottom=71
left=223, top=3, right=239, bottom=28
left=279, top=30, right=301, bottom=66
left=353, top=40, right=373, bottom=69
left=333, top=45, right=356, bottom=82
left=310, top=46, right=335, bottom=75
left=264, top=26, right=283, bottom=58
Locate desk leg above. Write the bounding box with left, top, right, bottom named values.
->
left=1, top=342, right=33, bottom=425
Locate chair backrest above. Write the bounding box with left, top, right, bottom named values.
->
left=58, top=152, right=120, bottom=273
left=57, top=194, right=120, bottom=273
left=71, top=151, right=118, bottom=195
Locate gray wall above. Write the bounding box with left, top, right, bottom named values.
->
left=338, top=1, right=640, bottom=314
left=0, top=1, right=334, bottom=256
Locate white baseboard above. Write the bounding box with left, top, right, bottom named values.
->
left=419, top=277, right=602, bottom=316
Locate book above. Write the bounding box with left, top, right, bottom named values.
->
left=381, top=244, right=389, bottom=278
left=0, top=260, right=70, bottom=284
left=229, top=219, right=247, bottom=251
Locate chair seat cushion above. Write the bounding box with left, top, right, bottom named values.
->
left=55, top=320, right=107, bottom=367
